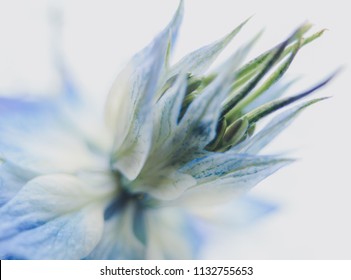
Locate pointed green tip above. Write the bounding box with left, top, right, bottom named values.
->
left=278, top=158, right=297, bottom=165
left=222, top=16, right=253, bottom=45
left=319, top=28, right=328, bottom=35
left=298, top=97, right=331, bottom=111
left=295, top=22, right=313, bottom=38
left=301, top=28, right=327, bottom=47
left=240, top=15, right=254, bottom=28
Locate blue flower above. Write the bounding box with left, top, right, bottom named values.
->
left=0, top=1, right=334, bottom=259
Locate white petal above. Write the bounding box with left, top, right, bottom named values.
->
left=166, top=17, right=249, bottom=78
left=186, top=196, right=275, bottom=229
left=145, top=207, right=199, bottom=259
left=151, top=74, right=187, bottom=150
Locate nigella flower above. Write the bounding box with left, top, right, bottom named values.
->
left=0, top=1, right=335, bottom=259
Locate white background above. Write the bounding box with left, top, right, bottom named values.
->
left=2, top=260, right=351, bottom=280
left=0, top=0, right=350, bottom=259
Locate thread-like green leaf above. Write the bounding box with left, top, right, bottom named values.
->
left=230, top=39, right=302, bottom=116
left=220, top=24, right=310, bottom=118
left=219, top=117, right=249, bottom=151
left=245, top=71, right=337, bottom=124
left=224, top=28, right=325, bottom=113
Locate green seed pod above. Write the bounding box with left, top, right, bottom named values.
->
left=206, top=118, right=228, bottom=151
left=219, top=117, right=249, bottom=150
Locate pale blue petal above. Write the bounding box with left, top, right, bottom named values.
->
left=133, top=74, right=187, bottom=180
left=1, top=205, right=104, bottom=260
left=107, top=2, right=183, bottom=180
left=0, top=174, right=113, bottom=259
left=179, top=152, right=289, bottom=182
left=178, top=153, right=292, bottom=206
left=151, top=73, right=187, bottom=150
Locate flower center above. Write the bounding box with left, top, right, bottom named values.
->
left=100, top=171, right=149, bottom=244
left=105, top=171, right=158, bottom=216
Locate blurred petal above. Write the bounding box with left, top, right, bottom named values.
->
left=0, top=98, right=106, bottom=174
left=145, top=207, right=200, bottom=259
left=0, top=161, right=35, bottom=207
left=86, top=203, right=145, bottom=259
left=0, top=174, right=114, bottom=259
left=188, top=196, right=275, bottom=229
